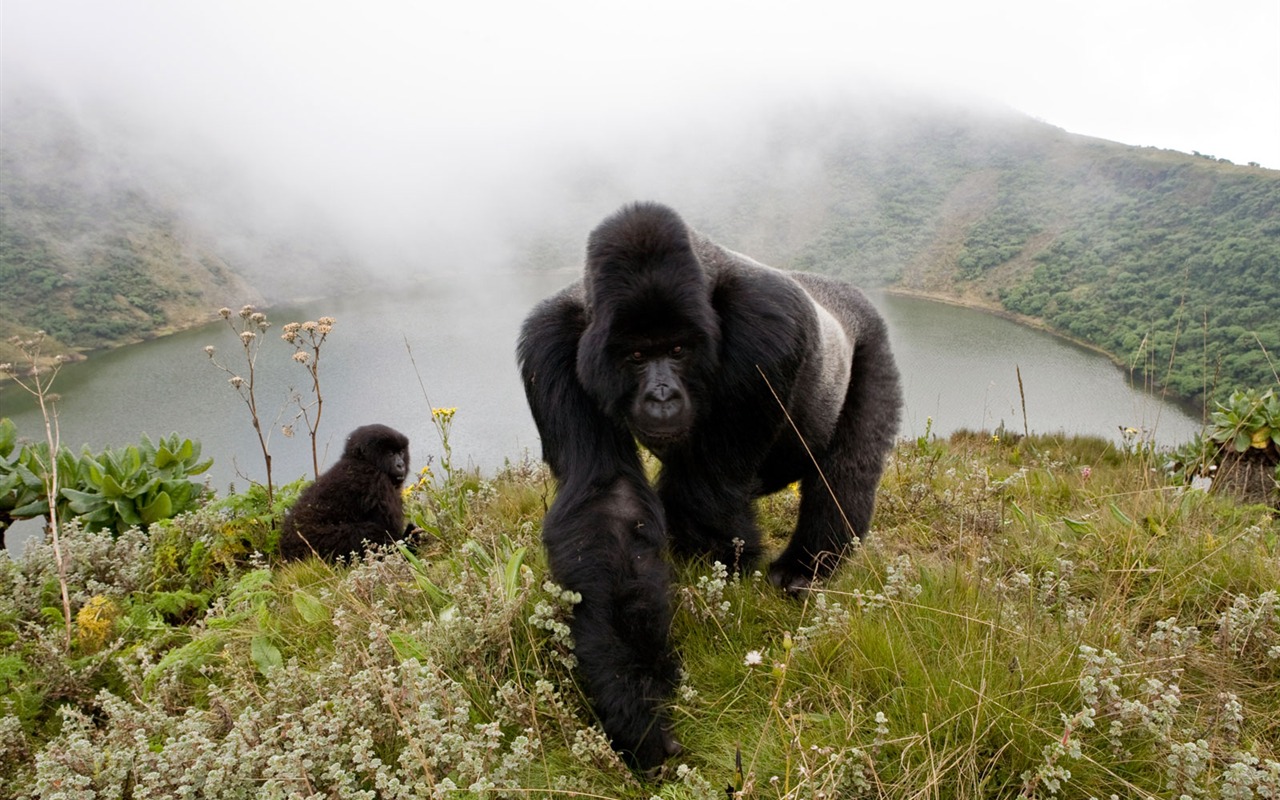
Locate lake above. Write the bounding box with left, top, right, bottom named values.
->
left=2, top=273, right=1203, bottom=553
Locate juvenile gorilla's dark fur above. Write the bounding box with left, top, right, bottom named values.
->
left=279, top=424, right=413, bottom=561
left=517, top=202, right=902, bottom=769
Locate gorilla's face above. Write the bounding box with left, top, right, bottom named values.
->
left=346, top=424, right=411, bottom=485
left=625, top=342, right=695, bottom=448
left=383, top=444, right=409, bottom=484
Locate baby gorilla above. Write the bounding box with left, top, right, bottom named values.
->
left=278, top=423, right=414, bottom=561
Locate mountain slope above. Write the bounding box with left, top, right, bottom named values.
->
left=0, top=93, right=262, bottom=359
left=732, top=107, right=1280, bottom=406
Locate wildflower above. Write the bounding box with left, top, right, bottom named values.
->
left=744, top=650, right=764, bottom=667
left=292, top=351, right=310, bottom=364
left=1080, top=466, right=1092, bottom=481
left=432, top=407, right=458, bottom=423
left=76, top=595, right=118, bottom=651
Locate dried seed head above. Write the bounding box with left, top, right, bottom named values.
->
left=204, top=345, right=216, bottom=356
left=219, top=307, right=232, bottom=319
left=239, top=331, right=256, bottom=344
left=292, top=351, right=310, bottom=364
left=228, top=376, right=245, bottom=388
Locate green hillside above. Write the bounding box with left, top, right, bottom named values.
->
left=774, top=108, right=1280, bottom=407
left=0, top=89, right=359, bottom=369
left=0, top=94, right=262, bottom=363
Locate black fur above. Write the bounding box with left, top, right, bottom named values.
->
left=278, top=424, right=413, bottom=561
left=517, top=202, right=902, bottom=770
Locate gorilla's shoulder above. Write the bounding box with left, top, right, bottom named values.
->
left=689, top=231, right=778, bottom=279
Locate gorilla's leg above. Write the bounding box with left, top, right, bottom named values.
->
left=659, top=473, right=764, bottom=573
left=544, top=474, right=682, bottom=770
left=769, top=298, right=902, bottom=592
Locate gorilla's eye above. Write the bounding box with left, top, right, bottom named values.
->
left=628, top=351, right=645, bottom=363
left=669, top=345, right=684, bottom=357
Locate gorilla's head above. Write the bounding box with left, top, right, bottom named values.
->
left=577, top=203, right=720, bottom=450
left=344, top=424, right=410, bottom=484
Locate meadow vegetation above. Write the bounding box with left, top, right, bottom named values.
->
left=1, top=419, right=1278, bottom=798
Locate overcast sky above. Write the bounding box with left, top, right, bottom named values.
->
left=3, top=0, right=1277, bottom=259
left=5, top=0, right=1275, bottom=161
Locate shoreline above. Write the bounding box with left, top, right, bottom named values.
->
left=882, top=285, right=1134, bottom=365
left=880, top=286, right=1206, bottom=422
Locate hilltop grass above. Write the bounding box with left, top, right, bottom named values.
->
left=1, top=432, right=1277, bottom=798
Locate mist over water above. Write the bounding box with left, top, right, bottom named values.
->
left=2, top=281, right=1203, bottom=554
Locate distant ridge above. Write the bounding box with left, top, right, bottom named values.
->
left=3, top=85, right=1276, bottom=405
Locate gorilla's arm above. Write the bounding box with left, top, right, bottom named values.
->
left=658, top=268, right=815, bottom=568
left=518, top=292, right=682, bottom=770
left=769, top=285, right=902, bottom=589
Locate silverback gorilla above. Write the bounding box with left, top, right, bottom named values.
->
left=278, top=424, right=414, bottom=561
left=517, top=202, right=902, bottom=770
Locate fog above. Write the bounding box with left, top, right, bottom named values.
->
left=5, top=1, right=1277, bottom=288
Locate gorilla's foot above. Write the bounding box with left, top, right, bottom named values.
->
left=766, top=561, right=814, bottom=596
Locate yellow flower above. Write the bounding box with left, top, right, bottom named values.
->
left=431, top=407, right=458, bottom=423
left=76, top=595, right=118, bottom=652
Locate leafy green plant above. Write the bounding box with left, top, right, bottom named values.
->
left=60, top=433, right=211, bottom=535
left=1, top=418, right=57, bottom=528
left=1164, top=430, right=1217, bottom=484
left=1210, top=388, right=1280, bottom=454
left=1, top=421, right=211, bottom=535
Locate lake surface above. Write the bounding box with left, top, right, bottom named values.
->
left=2, top=273, right=1203, bottom=553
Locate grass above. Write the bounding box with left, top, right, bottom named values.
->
left=1, top=431, right=1277, bottom=798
